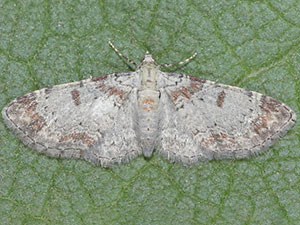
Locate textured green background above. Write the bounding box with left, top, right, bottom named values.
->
left=0, top=0, right=299, bottom=224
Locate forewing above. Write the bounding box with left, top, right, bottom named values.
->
left=158, top=72, right=296, bottom=164
left=2, top=73, right=141, bottom=167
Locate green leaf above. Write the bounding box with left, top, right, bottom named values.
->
left=0, top=0, right=299, bottom=224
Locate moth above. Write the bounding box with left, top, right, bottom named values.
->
left=2, top=42, right=296, bottom=167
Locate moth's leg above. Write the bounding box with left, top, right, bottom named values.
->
left=108, top=41, right=137, bottom=68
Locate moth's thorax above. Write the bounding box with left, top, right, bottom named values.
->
left=139, top=54, right=159, bottom=90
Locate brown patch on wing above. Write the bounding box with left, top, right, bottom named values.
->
left=16, top=92, right=36, bottom=105
left=201, top=132, right=236, bottom=149
left=171, top=81, right=203, bottom=101
left=189, top=76, right=206, bottom=83
left=171, top=87, right=191, bottom=100
left=107, top=87, right=125, bottom=99
left=217, top=91, right=226, bottom=108
left=96, top=81, right=126, bottom=100
left=71, top=89, right=81, bottom=106
left=96, top=82, right=106, bottom=89
left=10, top=92, right=47, bottom=134
left=251, top=114, right=270, bottom=138
left=28, top=113, right=46, bottom=133
left=92, top=75, right=108, bottom=82
left=59, top=132, right=96, bottom=146
left=260, top=95, right=282, bottom=113
left=251, top=95, right=290, bottom=138
left=188, top=82, right=202, bottom=94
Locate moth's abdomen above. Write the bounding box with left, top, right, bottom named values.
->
left=137, top=90, right=160, bottom=157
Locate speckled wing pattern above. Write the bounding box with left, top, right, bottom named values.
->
left=2, top=73, right=141, bottom=167
left=158, top=73, right=296, bottom=164
left=2, top=53, right=296, bottom=167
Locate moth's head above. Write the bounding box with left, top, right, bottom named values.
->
left=141, top=52, right=157, bottom=66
